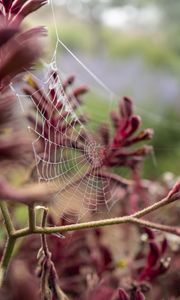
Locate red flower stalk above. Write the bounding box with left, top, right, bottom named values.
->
left=100, top=97, right=154, bottom=171
left=137, top=228, right=170, bottom=282
left=118, top=289, right=130, bottom=300
left=0, top=26, right=46, bottom=90
left=0, top=0, right=47, bottom=90
left=118, top=288, right=145, bottom=300
left=37, top=215, right=114, bottom=299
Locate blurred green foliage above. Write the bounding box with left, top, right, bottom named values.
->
left=48, top=22, right=180, bottom=73
left=49, top=22, right=96, bottom=53
left=141, top=108, right=180, bottom=178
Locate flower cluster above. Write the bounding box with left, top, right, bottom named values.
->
left=0, top=0, right=46, bottom=162
left=137, top=228, right=170, bottom=282
left=24, top=71, right=88, bottom=156
left=0, top=0, right=47, bottom=25
left=100, top=97, right=153, bottom=171
left=0, top=0, right=53, bottom=205
left=0, top=1, right=47, bottom=91
left=118, top=288, right=145, bottom=300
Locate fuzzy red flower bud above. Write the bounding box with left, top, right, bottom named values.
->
left=62, top=75, right=75, bottom=90
left=11, top=0, right=48, bottom=24
left=120, top=97, right=133, bottom=118
left=118, top=289, right=130, bottom=300
left=73, top=86, right=88, bottom=97
left=135, top=290, right=145, bottom=300
left=99, top=124, right=109, bottom=146
left=111, top=111, right=120, bottom=129
left=148, top=242, right=160, bottom=267
left=126, top=115, right=141, bottom=137
left=167, top=180, right=180, bottom=201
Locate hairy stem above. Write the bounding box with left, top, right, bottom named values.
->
left=129, top=218, right=180, bottom=236
left=34, top=217, right=180, bottom=236
left=0, top=202, right=16, bottom=287
left=0, top=237, right=16, bottom=287
left=13, top=195, right=180, bottom=238
left=13, top=217, right=180, bottom=238
left=41, top=208, right=49, bottom=256
left=28, top=204, right=36, bottom=232
left=132, top=195, right=173, bottom=218
left=0, top=201, right=15, bottom=235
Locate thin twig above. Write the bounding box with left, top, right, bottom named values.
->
left=129, top=218, right=180, bottom=236
left=0, top=202, right=16, bottom=287
left=132, top=196, right=174, bottom=219
left=13, top=195, right=180, bottom=238
left=0, top=201, right=15, bottom=235
left=41, top=208, right=49, bottom=256
left=0, top=237, right=16, bottom=287
left=28, top=204, right=36, bottom=232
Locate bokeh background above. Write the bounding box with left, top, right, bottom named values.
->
left=29, top=0, right=180, bottom=179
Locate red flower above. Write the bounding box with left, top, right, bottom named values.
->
left=137, top=228, right=170, bottom=282
left=101, top=97, right=153, bottom=170
left=0, top=0, right=48, bottom=24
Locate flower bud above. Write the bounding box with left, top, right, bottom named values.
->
left=120, top=97, right=133, bottom=118
left=118, top=288, right=130, bottom=300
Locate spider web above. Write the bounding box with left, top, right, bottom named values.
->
left=14, top=0, right=180, bottom=224
left=13, top=0, right=123, bottom=223
left=28, top=62, right=121, bottom=222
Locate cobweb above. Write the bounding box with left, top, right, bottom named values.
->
left=13, top=0, right=123, bottom=224
left=14, top=0, right=180, bottom=224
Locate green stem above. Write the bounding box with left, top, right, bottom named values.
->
left=0, top=201, right=15, bottom=235
left=28, top=204, right=36, bottom=232
left=129, top=218, right=180, bottom=236
left=41, top=208, right=49, bottom=256
left=13, top=195, right=179, bottom=238
left=13, top=217, right=180, bottom=238
left=132, top=196, right=173, bottom=219
left=0, top=237, right=16, bottom=287
left=35, top=217, right=180, bottom=236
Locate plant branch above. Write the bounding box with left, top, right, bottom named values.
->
left=41, top=208, right=49, bottom=256
left=0, top=202, right=16, bottom=287
left=129, top=218, right=180, bottom=236
left=131, top=195, right=174, bottom=219
left=0, top=193, right=179, bottom=287
left=28, top=204, right=36, bottom=232
left=13, top=217, right=180, bottom=239
left=13, top=195, right=180, bottom=238
left=13, top=218, right=180, bottom=237
left=0, top=201, right=15, bottom=235
left=0, top=237, right=16, bottom=287
left=33, top=217, right=180, bottom=237
left=1, top=181, right=178, bottom=238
